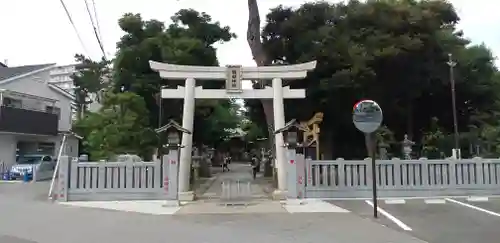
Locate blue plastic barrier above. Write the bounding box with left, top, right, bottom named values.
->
left=2, top=172, right=11, bottom=181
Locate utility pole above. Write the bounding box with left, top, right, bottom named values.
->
left=447, top=53, right=460, bottom=159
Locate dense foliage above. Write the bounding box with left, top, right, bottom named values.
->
left=73, top=91, right=155, bottom=160
left=245, top=0, right=500, bottom=159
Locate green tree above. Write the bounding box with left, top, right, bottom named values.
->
left=241, top=119, right=266, bottom=142
left=111, top=10, right=237, bottom=146
left=74, top=92, right=156, bottom=160
left=194, top=100, right=241, bottom=148
left=72, top=54, right=111, bottom=119
left=421, top=118, right=447, bottom=159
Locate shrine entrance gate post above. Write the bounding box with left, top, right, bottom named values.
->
left=149, top=60, right=316, bottom=200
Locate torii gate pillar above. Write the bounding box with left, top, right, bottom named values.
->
left=150, top=61, right=316, bottom=200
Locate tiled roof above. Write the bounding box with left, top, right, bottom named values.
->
left=0, top=64, right=55, bottom=81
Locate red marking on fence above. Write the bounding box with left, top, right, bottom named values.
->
left=163, top=177, right=169, bottom=192
left=290, top=160, right=295, bottom=164
left=298, top=176, right=303, bottom=184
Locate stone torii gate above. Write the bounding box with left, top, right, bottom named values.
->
left=150, top=60, right=316, bottom=200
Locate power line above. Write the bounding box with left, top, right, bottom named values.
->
left=59, top=0, right=90, bottom=55
left=83, top=0, right=106, bottom=59
left=91, top=0, right=103, bottom=45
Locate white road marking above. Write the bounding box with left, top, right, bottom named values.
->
left=59, top=200, right=182, bottom=215
left=424, top=199, right=446, bottom=204
left=284, top=199, right=350, bottom=213
left=385, top=199, right=406, bottom=204
left=446, top=198, right=500, bottom=217
left=316, top=195, right=500, bottom=201
left=467, top=196, right=489, bottom=202
left=365, top=200, right=412, bottom=231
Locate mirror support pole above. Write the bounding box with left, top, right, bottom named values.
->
left=369, top=133, right=378, bottom=218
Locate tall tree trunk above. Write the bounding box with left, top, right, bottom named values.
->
left=247, top=0, right=275, bottom=147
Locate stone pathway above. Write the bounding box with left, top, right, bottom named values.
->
left=196, top=162, right=271, bottom=200
left=176, top=163, right=281, bottom=214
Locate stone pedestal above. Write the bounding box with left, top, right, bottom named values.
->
left=272, top=189, right=287, bottom=200
left=178, top=191, right=195, bottom=201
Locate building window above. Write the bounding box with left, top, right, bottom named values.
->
left=38, top=142, right=55, bottom=155
left=3, top=97, right=22, bottom=108
left=46, top=106, right=61, bottom=119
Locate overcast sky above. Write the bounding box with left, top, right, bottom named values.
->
left=1, top=0, right=498, bottom=68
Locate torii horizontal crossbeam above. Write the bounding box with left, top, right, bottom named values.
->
left=162, top=86, right=305, bottom=99
left=149, top=61, right=317, bottom=80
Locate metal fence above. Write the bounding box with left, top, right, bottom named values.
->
left=220, top=179, right=252, bottom=206
left=56, top=155, right=179, bottom=202
left=290, top=157, right=500, bottom=199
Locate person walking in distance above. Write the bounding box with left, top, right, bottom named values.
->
left=250, top=154, right=259, bottom=179
left=222, top=153, right=230, bottom=172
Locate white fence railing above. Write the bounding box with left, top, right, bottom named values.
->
left=290, top=157, right=500, bottom=199
left=56, top=155, right=179, bottom=202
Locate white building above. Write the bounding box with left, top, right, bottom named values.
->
left=0, top=63, right=80, bottom=167
left=49, top=64, right=76, bottom=91
left=49, top=64, right=102, bottom=114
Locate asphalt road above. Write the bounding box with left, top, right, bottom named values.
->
left=0, top=181, right=426, bottom=243
left=330, top=197, right=500, bottom=243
